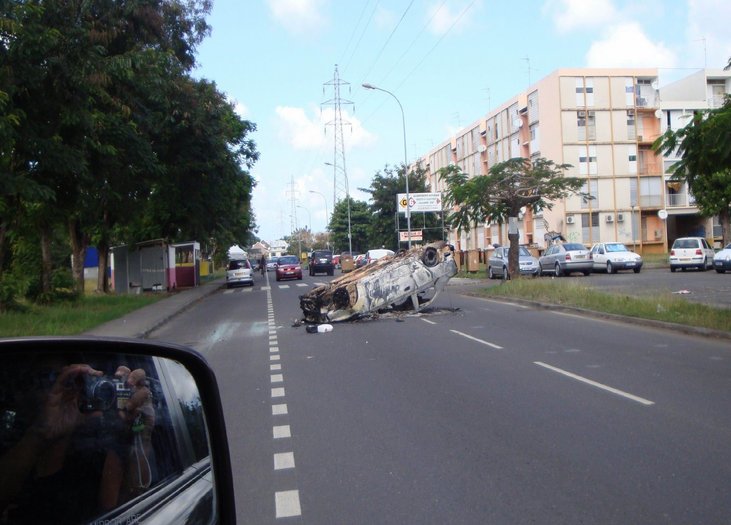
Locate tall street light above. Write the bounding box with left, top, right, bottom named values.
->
left=296, top=205, right=311, bottom=232
left=362, top=82, right=411, bottom=248
left=308, top=190, right=330, bottom=250
left=324, top=162, right=352, bottom=254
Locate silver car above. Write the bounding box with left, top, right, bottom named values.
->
left=539, top=243, right=593, bottom=277
left=487, top=246, right=539, bottom=279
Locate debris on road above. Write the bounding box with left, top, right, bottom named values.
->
left=299, top=241, right=458, bottom=323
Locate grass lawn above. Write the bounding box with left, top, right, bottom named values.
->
left=474, top=278, right=731, bottom=334
left=0, top=293, right=166, bottom=337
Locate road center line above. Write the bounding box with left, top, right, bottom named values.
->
left=275, top=490, right=301, bottom=518
left=534, top=361, right=655, bottom=406
left=450, top=330, right=503, bottom=349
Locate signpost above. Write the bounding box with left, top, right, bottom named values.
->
left=400, top=230, right=423, bottom=242
left=397, top=192, right=443, bottom=213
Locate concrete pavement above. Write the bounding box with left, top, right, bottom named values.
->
left=84, top=279, right=226, bottom=339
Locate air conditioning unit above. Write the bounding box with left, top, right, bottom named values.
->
left=606, top=214, right=614, bottom=223
left=477, top=144, right=487, bottom=153
left=616, top=213, right=624, bottom=222
left=566, top=216, right=575, bottom=224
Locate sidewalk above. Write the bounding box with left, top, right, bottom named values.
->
left=84, top=279, right=225, bottom=339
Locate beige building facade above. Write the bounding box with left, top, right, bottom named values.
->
left=419, top=68, right=731, bottom=254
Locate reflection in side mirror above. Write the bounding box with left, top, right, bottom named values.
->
left=0, top=337, right=234, bottom=525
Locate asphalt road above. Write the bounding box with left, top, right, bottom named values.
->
left=148, top=270, right=731, bottom=524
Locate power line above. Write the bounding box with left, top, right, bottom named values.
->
left=359, top=0, right=417, bottom=82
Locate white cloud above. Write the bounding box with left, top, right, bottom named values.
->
left=544, top=0, right=618, bottom=33
left=275, top=106, right=375, bottom=151
left=374, top=6, right=396, bottom=29
left=427, top=1, right=478, bottom=36
left=266, top=0, right=327, bottom=35
left=232, top=101, right=249, bottom=119
left=586, top=22, right=676, bottom=68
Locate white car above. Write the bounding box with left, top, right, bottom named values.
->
left=713, top=243, right=731, bottom=273
left=669, top=237, right=715, bottom=272
left=590, top=242, right=643, bottom=274
left=226, top=259, right=253, bottom=288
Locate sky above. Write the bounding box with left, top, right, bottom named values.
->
left=192, top=0, right=731, bottom=245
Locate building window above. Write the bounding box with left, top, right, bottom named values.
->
left=627, top=110, right=636, bottom=139
left=580, top=179, right=598, bottom=209
left=579, top=145, right=597, bottom=175
left=630, top=177, right=663, bottom=208
left=581, top=212, right=599, bottom=243
left=577, top=110, right=595, bottom=141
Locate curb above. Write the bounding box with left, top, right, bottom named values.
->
left=138, top=281, right=225, bottom=339
left=460, top=291, right=731, bottom=342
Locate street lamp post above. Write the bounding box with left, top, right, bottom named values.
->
left=296, top=205, right=311, bottom=233
left=324, top=162, right=352, bottom=254
left=362, top=82, right=411, bottom=249
left=308, top=190, right=330, bottom=250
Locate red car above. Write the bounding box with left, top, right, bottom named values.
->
left=275, top=255, right=303, bottom=281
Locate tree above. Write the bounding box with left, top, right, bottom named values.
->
left=440, top=157, right=581, bottom=278
left=654, top=95, right=731, bottom=245
left=362, top=163, right=442, bottom=250
left=329, top=197, right=369, bottom=254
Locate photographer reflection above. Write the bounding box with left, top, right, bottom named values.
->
left=0, top=361, right=155, bottom=524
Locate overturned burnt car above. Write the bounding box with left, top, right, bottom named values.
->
left=300, top=241, right=458, bottom=323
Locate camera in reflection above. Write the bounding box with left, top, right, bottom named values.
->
left=80, top=376, right=133, bottom=412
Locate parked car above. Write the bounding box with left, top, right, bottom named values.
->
left=669, top=237, right=715, bottom=272
left=309, top=250, right=334, bottom=276
left=487, top=246, right=539, bottom=279
left=225, top=258, right=253, bottom=288
left=539, top=242, right=593, bottom=276
left=275, top=255, right=303, bottom=281
left=590, top=242, right=643, bottom=274
left=365, top=248, right=395, bottom=265
left=713, top=243, right=731, bottom=273
left=0, top=338, right=234, bottom=524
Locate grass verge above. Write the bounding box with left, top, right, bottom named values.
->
left=0, top=294, right=166, bottom=337
left=474, top=279, right=731, bottom=333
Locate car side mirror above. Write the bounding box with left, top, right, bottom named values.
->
left=0, top=337, right=234, bottom=525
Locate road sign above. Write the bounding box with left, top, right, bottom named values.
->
left=397, top=192, right=443, bottom=213
left=399, top=230, right=423, bottom=242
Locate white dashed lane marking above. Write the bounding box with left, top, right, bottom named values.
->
left=534, top=361, right=655, bottom=406
left=450, top=329, right=503, bottom=350
left=275, top=490, right=301, bottom=518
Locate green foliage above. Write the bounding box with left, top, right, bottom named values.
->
left=329, top=197, right=369, bottom=254
left=362, top=163, right=442, bottom=250
left=654, top=95, right=731, bottom=243
left=0, top=0, right=259, bottom=300
left=440, top=157, right=580, bottom=277
left=440, top=157, right=581, bottom=231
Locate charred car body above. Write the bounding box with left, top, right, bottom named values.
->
left=300, top=241, right=457, bottom=323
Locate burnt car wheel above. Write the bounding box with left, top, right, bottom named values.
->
left=422, top=247, right=439, bottom=267
left=488, top=266, right=496, bottom=279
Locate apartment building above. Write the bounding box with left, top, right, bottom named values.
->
left=420, top=68, right=730, bottom=254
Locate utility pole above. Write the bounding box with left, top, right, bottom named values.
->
left=322, top=64, right=353, bottom=209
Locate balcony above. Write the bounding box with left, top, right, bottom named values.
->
left=666, top=192, right=696, bottom=208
